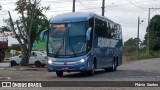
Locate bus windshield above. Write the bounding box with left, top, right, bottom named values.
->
left=48, top=22, right=87, bottom=57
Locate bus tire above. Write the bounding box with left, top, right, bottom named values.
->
left=87, top=62, right=95, bottom=76
left=56, top=71, right=63, bottom=77
left=111, top=59, right=117, bottom=72
left=115, top=57, right=118, bottom=71
left=106, top=59, right=117, bottom=72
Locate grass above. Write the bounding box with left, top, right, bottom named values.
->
left=123, top=51, right=160, bottom=61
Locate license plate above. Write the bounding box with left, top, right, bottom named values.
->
left=62, top=67, right=69, bottom=70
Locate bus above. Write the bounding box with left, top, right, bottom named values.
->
left=41, top=12, right=123, bottom=76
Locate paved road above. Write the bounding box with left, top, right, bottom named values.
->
left=0, top=58, right=160, bottom=90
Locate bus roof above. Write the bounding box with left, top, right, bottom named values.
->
left=50, top=12, right=94, bottom=23
left=50, top=12, right=119, bottom=25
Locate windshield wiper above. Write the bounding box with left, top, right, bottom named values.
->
left=68, top=36, right=76, bottom=57
left=55, top=37, right=64, bottom=57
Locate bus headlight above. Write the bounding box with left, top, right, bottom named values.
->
left=77, top=59, right=86, bottom=63
left=80, top=59, right=85, bottom=63
left=48, top=59, right=53, bottom=64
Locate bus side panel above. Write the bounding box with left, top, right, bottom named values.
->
left=113, top=38, right=123, bottom=66
left=93, top=37, right=113, bottom=69
left=117, top=39, right=123, bottom=66
left=93, top=37, right=102, bottom=69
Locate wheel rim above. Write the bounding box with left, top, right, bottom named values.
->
left=92, top=63, right=95, bottom=74
left=115, top=61, right=117, bottom=67
left=113, top=61, right=115, bottom=70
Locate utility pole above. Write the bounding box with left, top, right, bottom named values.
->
left=146, top=8, right=150, bottom=53
left=73, top=0, right=76, bottom=12
left=137, top=16, right=140, bottom=56
left=102, top=0, right=105, bottom=16
left=146, top=8, right=160, bottom=53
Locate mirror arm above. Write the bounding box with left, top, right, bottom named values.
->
left=40, top=28, right=49, bottom=41
left=86, top=27, right=92, bottom=41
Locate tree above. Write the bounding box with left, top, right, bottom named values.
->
left=0, top=26, right=11, bottom=33
left=144, top=15, right=160, bottom=51
left=6, top=0, right=49, bottom=66
left=8, top=44, right=21, bottom=51
left=123, top=38, right=139, bottom=54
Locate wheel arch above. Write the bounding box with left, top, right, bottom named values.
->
left=93, top=57, right=97, bottom=69
left=116, top=56, right=119, bottom=66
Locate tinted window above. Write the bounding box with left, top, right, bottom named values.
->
left=95, top=18, right=114, bottom=38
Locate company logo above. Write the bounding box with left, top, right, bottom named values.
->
left=1, top=82, right=42, bottom=88
left=2, top=82, right=11, bottom=87
left=64, top=62, right=67, bottom=65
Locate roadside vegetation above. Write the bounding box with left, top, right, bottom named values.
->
left=123, top=15, right=160, bottom=60
left=0, top=0, right=49, bottom=66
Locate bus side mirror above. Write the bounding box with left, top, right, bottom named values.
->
left=40, top=27, right=49, bottom=41
left=86, top=27, right=92, bottom=41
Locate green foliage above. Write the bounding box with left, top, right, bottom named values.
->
left=123, top=38, right=138, bottom=55
left=124, top=37, right=160, bottom=60
left=124, top=15, right=160, bottom=61
left=131, top=51, right=160, bottom=60
left=15, top=0, right=49, bottom=44
left=144, top=15, right=160, bottom=51
left=7, top=44, right=21, bottom=51
left=124, top=49, right=160, bottom=61
left=4, top=0, right=50, bottom=66
left=32, top=40, right=46, bottom=51
left=0, top=26, right=10, bottom=33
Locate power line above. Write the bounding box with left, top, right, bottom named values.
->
left=126, top=0, right=148, bottom=11
left=136, top=9, right=158, bottom=26
left=77, top=0, right=94, bottom=12
left=45, top=0, right=101, bottom=4
left=50, top=8, right=100, bottom=12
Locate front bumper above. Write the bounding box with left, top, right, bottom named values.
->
left=47, top=61, right=92, bottom=72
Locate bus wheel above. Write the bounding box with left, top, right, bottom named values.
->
left=56, top=71, right=63, bottom=77
left=87, top=62, right=95, bottom=76
left=111, top=60, right=117, bottom=72
left=106, top=60, right=117, bottom=72
left=114, top=60, right=118, bottom=71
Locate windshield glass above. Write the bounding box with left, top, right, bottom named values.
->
left=48, top=24, right=66, bottom=56
left=48, top=22, right=87, bottom=57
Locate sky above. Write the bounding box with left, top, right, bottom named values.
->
left=0, top=0, right=160, bottom=45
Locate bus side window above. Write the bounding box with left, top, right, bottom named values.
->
left=107, top=22, right=111, bottom=38
left=95, top=18, right=103, bottom=37
left=119, top=25, right=122, bottom=39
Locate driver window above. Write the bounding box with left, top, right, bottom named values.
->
left=88, top=18, right=94, bottom=51
left=31, top=52, right=37, bottom=56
